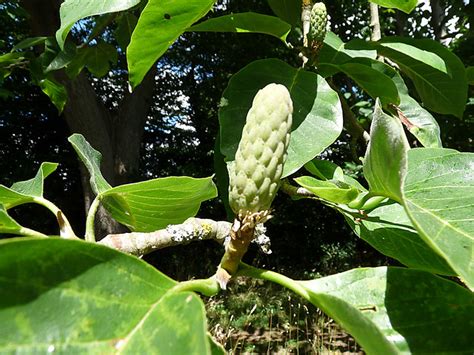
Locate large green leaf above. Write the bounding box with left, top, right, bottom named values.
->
left=68, top=134, right=112, bottom=195
left=371, top=61, right=442, bottom=148
left=320, top=60, right=399, bottom=105
left=266, top=0, right=301, bottom=26
left=219, top=58, right=342, bottom=177
left=369, top=0, right=418, bottom=13
left=56, top=0, right=141, bottom=50
left=0, top=162, right=58, bottom=209
left=101, top=176, right=218, bottom=232
left=363, top=99, right=409, bottom=203
left=188, top=12, right=291, bottom=43
left=127, top=0, right=215, bottom=88
left=299, top=267, right=474, bottom=354
left=344, top=201, right=455, bottom=275
left=0, top=238, right=212, bottom=353
left=317, top=32, right=377, bottom=77
left=376, top=38, right=467, bottom=118
left=403, top=148, right=474, bottom=290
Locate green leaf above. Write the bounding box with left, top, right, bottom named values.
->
left=363, top=99, right=409, bottom=203
left=323, top=60, right=399, bottom=105
left=208, top=334, right=225, bottom=355
left=403, top=148, right=474, bottom=290
left=115, top=13, right=138, bottom=51
left=11, top=36, right=47, bottom=51
left=318, top=32, right=377, bottom=77
left=369, top=0, right=418, bottom=13
left=0, top=238, right=212, bottom=354
left=377, top=38, right=467, bottom=118
left=44, top=41, right=77, bottom=73
left=38, top=78, right=67, bottom=113
left=299, top=267, right=474, bottom=353
left=84, top=43, right=118, bottom=77
left=56, top=0, right=141, bottom=50
left=467, top=66, right=474, bottom=85
left=188, top=12, right=291, bottom=43
left=127, top=0, right=215, bottom=88
left=370, top=61, right=442, bottom=148
left=266, top=0, right=301, bottom=26
left=294, top=176, right=359, bottom=204
left=68, top=134, right=112, bottom=195
left=0, top=52, right=26, bottom=67
left=0, top=162, right=58, bottom=209
left=344, top=201, right=456, bottom=275
left=101, top=176, right=218, bottom=232
left=0, top=205, right=23, bottom=234
left=65, top=47, right=89, bottom=79
left=305, top=159, right=366, bottom=191
left=219, top=58, right=342, bottom=177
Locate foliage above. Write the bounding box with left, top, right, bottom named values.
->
left=1, top=0, right=473, bottom=353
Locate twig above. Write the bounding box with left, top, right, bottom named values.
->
left=369, top=3, right=381, bottom=42
left=99, top=218, right=231, bottom=256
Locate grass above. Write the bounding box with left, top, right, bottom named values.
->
left=206, top=277, right=362, bottom=354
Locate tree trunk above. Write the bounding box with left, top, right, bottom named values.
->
left=20, top=0, right=156, bottom=238
left=430, top=0, right=447, bottom=42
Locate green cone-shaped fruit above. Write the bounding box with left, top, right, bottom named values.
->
left=308, top=2, right=328, bottom=44
left=228, top=83, right=293, bottom=216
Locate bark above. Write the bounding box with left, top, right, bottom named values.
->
left=430, top=0, right=447, bottom=41
left=20, top=0, right=156, bottom=237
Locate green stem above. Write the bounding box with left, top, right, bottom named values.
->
left=170, top=277, right=220, bottom=297
left=18, top=227, right=49, bottom=238
left=32, top=197, right=78, bottom=239
left=236, top=263, right=310, bottom=302
left=85, top=196, right=101, bottom=243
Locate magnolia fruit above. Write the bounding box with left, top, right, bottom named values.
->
left=309, top=2, right=328, bottom=44
left=228, top=83, right=293, bottom=217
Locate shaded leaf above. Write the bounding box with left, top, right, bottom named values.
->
left=403, top=148, right=474, bottom=290
left=68, top=134, right=112, bottom=195
left=115, top=13, right=138, bottom=51
left=11, top=37, right=47, bottom=51
left=467, top=66, right=474, bottom=85
left=128, top=0, right=214, bottom=88
left=56, top=0, right=141, bottom=49
left=299, top=267, right=474, bottom=353
left=377, top=38, right=467, bottom=118
left=219, top=58, right=342, bottom=177
left=0, top=238, right=212, bottom=354
left=369, top=0, right=418, bottom=13
left=363, top=99, right=409, bottom=202
left=101, top=176, right=217, bottom=232
left=189, top=12, right=291, bottom=43
left=84, top=43, right=118, bottom=77
left=267, top=0, right=301, bottom=26
left=38, top=78, right=67, bottom=113
left=344, top=201, right=456, bottom=275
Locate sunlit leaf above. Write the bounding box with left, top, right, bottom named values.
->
left=0, top=238, right=212, bottom=354
left=403, top=148, right=474, bottom=290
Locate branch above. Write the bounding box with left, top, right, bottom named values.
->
left=369, top=3, right=381, bottom=42
left=99, top=218, right=231, bottom=256
left=280, top=179, right=314, bottom=198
